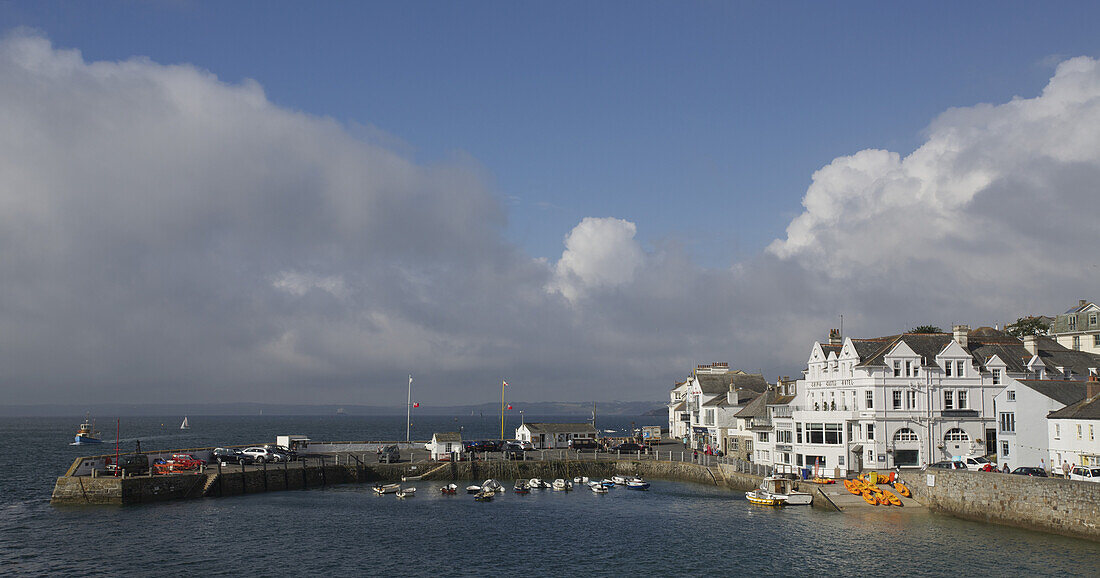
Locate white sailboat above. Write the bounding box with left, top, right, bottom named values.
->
left=180, top=417, right=190, bottom=430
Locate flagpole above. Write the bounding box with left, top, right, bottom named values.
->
left=406, top=374, right=412, bottom=445
left=500, top=379, right=505, bottom=441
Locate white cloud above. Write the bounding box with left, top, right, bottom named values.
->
left=550, top=217, right=646, bottom=302
left=272, top=271, right=348, bottom=298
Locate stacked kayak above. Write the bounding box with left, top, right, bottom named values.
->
left=844, top=473, right=908, bottom=507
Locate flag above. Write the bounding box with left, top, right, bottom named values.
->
left=502, top=380, right=509, bottom=387
left=507, top=405, right=512, bottom=410
left=413, top=402, right=419, bottom=408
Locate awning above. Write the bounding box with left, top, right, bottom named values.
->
left=849, top=444, right=863, bottom=453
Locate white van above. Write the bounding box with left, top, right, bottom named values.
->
left=956, top=455, right=992, bottom=471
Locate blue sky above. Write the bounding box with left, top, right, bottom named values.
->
left=2, top=2, right=1100, bottom=405
left=9, top=2, right=1096, bottom=265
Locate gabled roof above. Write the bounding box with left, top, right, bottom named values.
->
left=1014, top=380, right=1088, bottom=406
left=1064, top=301, right=1098, bottom=314
left=520, top=422, right=597, bottom=434
left=856, top=333, right=954, bottom=368
left=433, top=432, right=462, bottom=442
left=694, top=372, right=769, bottom=395
left=1048, top=393, right=1100, bottom=421
left=770, top=395, right=795, bottom=406
left=735, top=389, right=779, bottom=419
left=670, top=401, right=686, bottom=412
left=703, top=388, right=762, bottom=408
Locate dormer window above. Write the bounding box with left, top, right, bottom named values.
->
left=945, top=361, right=953, bottom=377
left=992, top=368, right=1002, bottom=386
left=893, top=361, right=901, bottom=377
left=1069, top=315, right=1077, bottom=330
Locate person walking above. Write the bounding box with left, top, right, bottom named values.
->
left=1040, top=458, right=1046, bottom=474
left=1062, top=460, right=1071, bottom=478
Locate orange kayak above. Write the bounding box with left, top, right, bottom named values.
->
left=861, top=491, right=877, bottom=505
left=893, top=482, right=910, bottom=497
left=882, top=489, right=902, bottom=506
left=844, top=480, right=863, bottom=495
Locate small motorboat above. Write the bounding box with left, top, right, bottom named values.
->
left=466, top=485, right=482, bottom=494
left=396, top=487, right=416, bottom=498
left=552, top=478, right=572, bottom=491
left=474, top=489, right=493, bottom=502
left=746, top=489, right=783, bottom=506
left=482, top=479, right=505, bottom=493
left=598, top=479, right=615, bottom=487
left=590, top=483, right=609, bottom=494
left=373, top=483, right=400, bottom=495
left=572, top=476, right=589, bottom=484
left=755, top=475, right=812, bottom=506
left=441, top=483, right=458, bottom=495
left=611, top=475, right=628, bottom=485
left=513, top=480, right=530, bottom=494
left=529, top=478, right=543, bottom=488
left=625, top=479, right=650, bottom=490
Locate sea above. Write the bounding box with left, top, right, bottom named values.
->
left=1, top=414, right=1098, bottom=576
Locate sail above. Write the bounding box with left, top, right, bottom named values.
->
left=180, top=417, right=190, bottom=430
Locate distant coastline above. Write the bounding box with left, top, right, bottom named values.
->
left=0, top=400, right=665, bottom=418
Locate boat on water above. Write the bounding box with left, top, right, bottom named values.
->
left=466, top=485, right=482, bottom=494
left=625, top=478, right=650, bottom=490
left=474, top=489, right=493, bottom=502
left=396, top=487, right=416, bottom=498
left=611, top=475, right=629, bottom=485
left=482, top=479, right=505, bottom=493
left=552, top=479, right=572, bottom=491
left=747, top=475, right=813, bottom=506
left=73, top=417, right=102, bottom=445
left=373, top=483, right=401, bottom=495
left=441, top=484, right=458, bottom=495
left=179, top=417, right=190, bottom=430
left=590, top=482, right=609, bottom=494
left=598, top=478, right=615, bottom=487
left=572, top=476, right=589, bottom=484
left=513, top=480, right=530, bottom=494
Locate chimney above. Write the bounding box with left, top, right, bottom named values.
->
left=1081, top=299, right=1089, bottom=308
left=728, top=388, right=739, bottom=405
left=1088, top=375, right=1100, bottom=399
left=829, top=328, right=842, bottom=346
left=953, top=325, right=969, bottom=348
left=1024, top=335, right=1039, bottom=356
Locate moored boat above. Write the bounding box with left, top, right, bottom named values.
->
left=552, top=478, right=572, bottom=491
left=754, top=475, right=812, bottom=506
left=745, top=489, right=783, bottom=506
left=474, top=489, right=493, bottom=502
left=513, top=480, right=530, bottom=494
left=373, top=483, right=400, bottom=494
left=625, top=479, right=650, bottom=490
left=482, top=479, right=504, bottom=493
left=466, top=485, right=482, bottom=494
left=396, top=487, right=416, bottom=498
left=611, top=475, right=628, bottom=485
left=590, top=483, right=609, bottom=494
left=441, top=483, right=458, bottom=495
left=598, top=479, right=615, bottom=487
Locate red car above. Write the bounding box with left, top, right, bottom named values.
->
left=154, top=453, right=207, bottom=474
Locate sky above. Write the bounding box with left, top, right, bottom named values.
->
left=1, top=2, right=1099, bottom=408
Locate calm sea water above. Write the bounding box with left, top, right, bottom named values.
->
left=1, top=415, right=1098, bottom=576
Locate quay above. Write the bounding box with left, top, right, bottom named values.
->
left=51, top=442, right=1100, bottom=543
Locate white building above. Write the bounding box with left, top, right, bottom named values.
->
left=994, top=380, right=1086, bottom=471
left=666, top=363, right=768, bottom=450
left=515, top=423, right=597, bottom=449
left=788, top=326, right=1056, bottom=477
left=1050, top=300, right=1100, bottom=355
left=1048, top=380, right=1100, bottom=470
left=427, top=432, right=463, bottom=460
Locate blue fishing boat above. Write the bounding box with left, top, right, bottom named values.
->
left=73, top=417, right=102, bottom=444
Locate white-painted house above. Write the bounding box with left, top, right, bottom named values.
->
left=515, top=423, right=597, bottom=449
left=993, top=380, right=1086, bottom=471
left=428, top=432, right=464, bottom=460
left=1048, top=380, right=1100, bottom=470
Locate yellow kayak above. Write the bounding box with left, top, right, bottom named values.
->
left=861, top=491, right=877, bottom=505
left=893, top=482, right=911, bottom=497
left=881, top=489, right=902, bottom=506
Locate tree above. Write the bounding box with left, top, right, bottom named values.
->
left=909, top=325, right=943, bottom=334
left=1005, top=316, right=1050, bottom=338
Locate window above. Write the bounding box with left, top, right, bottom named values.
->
left=1077, top=425, right=1082, bottom=440
left=1094, top=334, right=1100, bottom=347
left=807, top=423, right=824, bottom=444
left=1069, top=315, right=1077, bottom=330
left=1001, top=441, right=1010, bottom=457
left=992, top=369, right=1001, bottom=385
left=893, top=360, right=901, bottom=377
left=1091, top=425, right=1095, bottom=441
left=956, top=360, right=965, bottom=377
left=777, top=429, right=792, bottom=444
left=1007, top=390, right=1015, bottom=401
left=893, top=428, right=918, bottom=442
left=944, top=428, right=969, bottom=442
left=796, top=423, right=803, bottom=443
left=730, top=439, right=739, bottom=450
left=867, top=449, right=874, bottom=461
left=865, top=390, right=873, bottom=409
left=824, top=423, right=843, bottom=444
left=944, top=390, right=954, bottom=410
left=905, top=361, right=912, bottom=377
left=758, top=432, right=769, bottom=443
left=1073, top=336, right=1081, bottom=351
left=945, top=361, right=952, bottom=377
left=704, top=409, right=715, bottom=424
left=999, top=412, right=1015, bottom=433
left=957, top=390, right=968, bottom=409
left=866, top=424, right=875, bottom=440
left=1090, top=313, right=1097, bottom=326
left=893, top=390, right=902, bottom=409
left=907, top=390, right=917, bottom=410
left=1055, top=424, right=1061, bottom=439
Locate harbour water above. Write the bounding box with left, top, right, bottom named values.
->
left=2, top=415, right=1098, bottom=575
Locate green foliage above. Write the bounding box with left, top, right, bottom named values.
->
left=1005, top=316, right=1050, bottom=338
left=909, top=325, right=943, bottom=334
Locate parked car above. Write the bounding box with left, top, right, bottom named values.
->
left=958, top=455, right=992, bottom=471
left=265, top=444, right=297, bottom=461
left=211, top=447, right=254, bottom=465
left=378, top=444, right=401, bottom=463
left=169, top=453, right=206, bottom=469
left=926, top=461, right=967, bottom=470
left=569, top=439, right=600, bottom=452
left=1067, top=466, right=1100, bottom=482
left=1010, top=467, right=1048, bottom=477
left=242, top=447, right=284, bottom=463
left=502, top=447, right=525, bottom=460
left=610, top=442, right=648, bottom=454
left=109, top=453, right=149, bottom=475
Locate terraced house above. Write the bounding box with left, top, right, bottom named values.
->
left=784, top=325, right=1099, bottom=477
left=1050, top=299, right=1100, bottom=355
left=667, top=363, right=768, bottom=451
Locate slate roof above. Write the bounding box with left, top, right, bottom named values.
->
left=520, top=423, right=598, bottom=434
left=771, top=394, right=795, bottom=405
left=1048, top=393, right=1100, bottom=421
left=433, top=432, right=462, bottom=442
left=702, top=388, right=761, bottom=408
left=695, top=372, right=769, bottom=394
left=734, top=389, right=779, bottom=419
left=1014, top=381, right=1088, bottom=406
left=670, top=401, right=686, bottom=412
left=731, top=373, right=769, bottom=393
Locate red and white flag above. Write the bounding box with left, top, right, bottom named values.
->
left=413, top=402, right=419, bottom=408
left=507, top=405, right=512, bottom=410
left=502, top=380, right=509, bottom=387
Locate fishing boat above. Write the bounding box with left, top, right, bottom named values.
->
left=473, top=489, right=493, bottom=502
left=513, top=480, right=530, bottom=494
left=441, top=483, right=458, bottom=495
left=179, top=417, right=190, bottom=430
left=73, top=417, right=103, bottom=445
left=746, top=488, right=783, bottom=506
left=396, top=487, right=416, bottom=498
left=747, top=475, right=812, bottom=506
left=466, top=485, right=482, bottom=494
left=373, top=483, right=401, bottom=495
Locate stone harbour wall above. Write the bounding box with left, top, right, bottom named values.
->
left=906, top=470, right=1100, bottom=542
